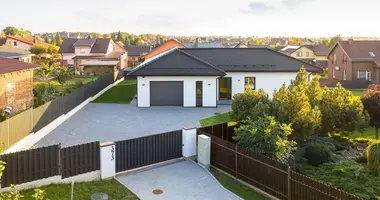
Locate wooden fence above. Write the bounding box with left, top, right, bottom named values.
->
left=197, top=128, right=363, bottom=200
left=0, top=142, right=100, bottom=187
left=0, top=73, right=116, bottom=150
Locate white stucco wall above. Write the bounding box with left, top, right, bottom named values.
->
left=137, top=76, right=218, bottom=107
left=225, top=72, right=298, bottom=98
left=6, top=39, right=32, bottom=51
left=74, top=47, right=91, bottom=55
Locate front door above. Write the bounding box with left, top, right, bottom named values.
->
left=219, top=77, right=232, bottom=100
left=196, top=81, right=203, bottom=107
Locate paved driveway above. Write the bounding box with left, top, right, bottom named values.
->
left=116, top=160, right=241, bottom=200
left=35, top=100, right=230, bottom=147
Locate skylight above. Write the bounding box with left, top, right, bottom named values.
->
left=369, top=52, right=375, bottom=57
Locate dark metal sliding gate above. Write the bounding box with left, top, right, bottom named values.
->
left=115, top=130, right=183, bottom=173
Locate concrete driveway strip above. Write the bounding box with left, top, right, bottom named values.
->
left=116, top=160, right=242, bottom=200
left=34, top=102, right=231, bottom=148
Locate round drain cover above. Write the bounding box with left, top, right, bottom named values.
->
left=152, top=189, right=163, bottom=195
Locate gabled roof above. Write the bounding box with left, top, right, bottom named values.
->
left=0, top=57, right=40, bottom=74
left=128, top=48, right=226, bottom=76
left=329, top=40, right=380, bottom=66
left=302, top=44, right=330, bottom=56
left=182, top=47, right=322, bottom=73
left=0, top=46, right=34, bottom=58
left=59, top=38, right=112, bottom=54
left=125, top=45, right=151, bottom=56
left=6, top=36, right=50, bottom=48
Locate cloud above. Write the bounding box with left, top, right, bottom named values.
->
left=281, top=0, right=314, bottom=9
left=240, top=2, right=275, bottom=15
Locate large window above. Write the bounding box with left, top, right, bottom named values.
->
left=332, top=54, right=337, bottom=64
left=332, top=67, right=335, bottom=78
left=245, top=77, right=256, bottom=91
left=343, top=54, right=347, bottom=64
left=357, top=71, right=371, bottom=80
left=343, top=69, right=347, bottom=80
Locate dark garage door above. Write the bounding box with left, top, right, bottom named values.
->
left=150, top=81, right=183, bottom=106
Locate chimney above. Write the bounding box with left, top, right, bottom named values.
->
left=195, top=38, right=199, bottom=48
left=348, top=38, right=354, bottom=45
left=160, top=37, right=164, bottom=45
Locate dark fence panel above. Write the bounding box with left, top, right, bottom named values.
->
left=115, top=130, right=182, bottom=172
left=0, top=145, right=60, bottom=187
left=60, top=142, right=100, bottom=178
left=198, top=123, right=237, bottom=143
left=197, top=126, right=363, bottom=200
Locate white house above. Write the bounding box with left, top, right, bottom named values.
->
left=127, top=47, right=322, bottom=107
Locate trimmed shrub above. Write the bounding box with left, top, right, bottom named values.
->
left=231, top=89, right=271, bottom=122
left=367, top=142, right=380, bottom=176
left=304, top=143, right=331, bottom=166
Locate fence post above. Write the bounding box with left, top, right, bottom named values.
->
left=182, top=127, right=197, bottom=158
left=288, top=166, right=291, bottom=200
left=100, top=142, right=116, bottom=179
left=197, top=134, right=211, bottom=170
left=235, top=145, right=238, bottom=178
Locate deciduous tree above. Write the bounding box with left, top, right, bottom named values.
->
left=30, top=44, right=47, bottom=56
left=362, top=84, right=380, bottom=139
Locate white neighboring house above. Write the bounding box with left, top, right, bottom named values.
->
left=127, top=47, right=322, bottom=107
left=0, top=46, right=34, bottom=63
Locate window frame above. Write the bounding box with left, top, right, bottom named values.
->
left=343, top=54, right=347, bottom=64
left=357, top=71, right=371, bottom=80
left=332, top=67, right=335, bottom=78
left=13, top=41, right=17, bottom=46
left=244, top=77, right=256, bottom=91
left=343, top=69, right=347, bottom=80
left=333, top=54, right=337, bottom=64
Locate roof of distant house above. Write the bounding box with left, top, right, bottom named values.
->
left=73, top=38, right=96, bottom=47
left=329, top=40, right=380, bottom=66
left=280, top=48, right=298, bottom=55
left=125, top=45, right=151, bottom=56
left=0, top=57, right=40, bottom=74
left=0, top=46, right=34, bottom=58
left=182, top=42, right=224, bottom=48
left=128, top=47, right=322, bottom=76
left=59, top=38, right=112, bottom=54
left=6, top=36, right=50, bottom=48
left=302, top=44, right=330, bottom=56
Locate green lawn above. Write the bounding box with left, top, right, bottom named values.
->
left=92, top=80, right=137, bottom=104
left=349, top=90, right=366, bottom=96
left=199, top=112, right=233, bottom=127
left=19, top=179, right=139, bottom=200
left=211, top=168, right=268, bottom=200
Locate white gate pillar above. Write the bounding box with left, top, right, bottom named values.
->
left=100, top=142, right=116, bottom=179
left=182, top=126, right=197, bottom=157
left=198, top=134, right=211, bottom=170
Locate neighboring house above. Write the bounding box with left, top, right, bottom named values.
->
left=326, top=39, right=380, bottom=86
left=124, top=45, right=151, bottom=66
left=59, top=38, right=127, bottom=74
left=3, top=36, right=50, bottom=51
left=279, top=45, right=300, bottom=55
left=0, top=57, right=40, bottom=112
left=144, top=39, right=185, bottom=60
left=182, top=38, right=224, bottom=48
left=128, top=47, right=322, bottom=107
left=0, top=46, right=34, bottom=63
left=303, top=39, right=315, bottom=45
left=268, top=38, right=288, bottom=46
left=286, top=44, right=329, bottom=68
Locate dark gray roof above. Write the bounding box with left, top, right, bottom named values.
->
left=125, top=45, right=151, bottom=56
left=182, top=48, right=322, bottom=73
left=128, top=48, right=226, bottom=76
left=73, top=39, right=96, bottom=47
left=0, top=46, right=33, bottom=58
left=182, top=42, right=224, bottom=48
left=59, top=38, right=112, bottom=54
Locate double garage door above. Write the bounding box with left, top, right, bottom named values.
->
left=150, top=81, right=184, bottom=106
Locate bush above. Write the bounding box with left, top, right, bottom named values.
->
left=367, top=142, right=380, bottom=176
left=234, top=116, right=296, bottom=160
left=231, top=89, right=271, bottom=122
left=355, top=156, right=367, bottom=163
left=304, top=143, right=331, bottom=166
left=33, top=82, right=61, bottom=107
left=54, top=66, right=73, bottom=84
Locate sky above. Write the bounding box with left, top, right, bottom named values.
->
left=1, top=0, right=379, bottom=37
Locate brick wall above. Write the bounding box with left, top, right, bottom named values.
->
left=328, top=45, right=353, bottom=80
left=0, top=70, right=34, bottom=112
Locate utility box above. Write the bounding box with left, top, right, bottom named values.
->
left=197, top=134, right=211, bottom=169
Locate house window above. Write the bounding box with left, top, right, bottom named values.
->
left=306, top=52, right=310, bottom=57
left=357, top=71, right=371, bottom=80
left=343, top=54, right=347, bottom=64
left=343, top=69, right=347, bottom=80
left=13, top=41, right=17, bottom=46
left=333, top=54, right=337, bottom=64
left=244, top=77, right=256, bottom=91
left=297, top=52, right=303, bottom=57
left=332, top=68, right=335, bottom=78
